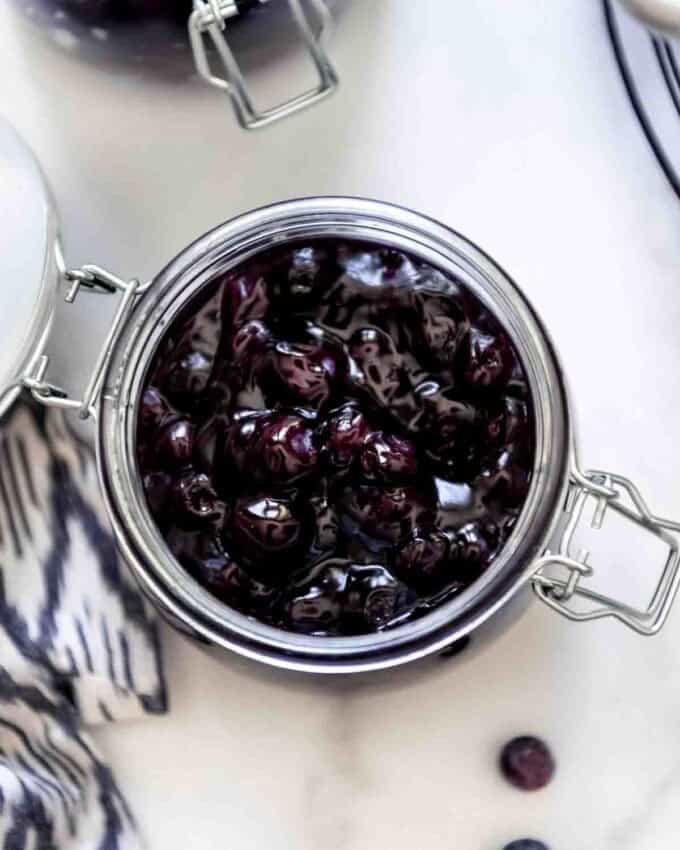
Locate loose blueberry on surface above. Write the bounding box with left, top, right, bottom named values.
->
left=360, top=431, right=418, bottom=482
left=231, top=496, right=304, bottom=562
left=499, top=736, right=556, bottom=791
left=502, top=841, right=549, bottom=850
left=156, top=419, right=195, bottom=467
left=394, top=526, right=450, bottom=587
left=460, top=326, right=512, bottom=391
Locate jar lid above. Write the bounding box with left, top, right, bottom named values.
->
left=0, top=118, right=59, bottom=418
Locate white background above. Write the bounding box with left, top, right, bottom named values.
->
left=2, top=1, right=680, bottom=848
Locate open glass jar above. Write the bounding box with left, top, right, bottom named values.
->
left=5, top=118, right=680, bottom=674
left=10, top=0, right=339, bottom=129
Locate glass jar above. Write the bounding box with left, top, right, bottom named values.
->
left=5, top=118, right=680, bottom=674
left=9, top=0, right=340, bottom=129
left=617, top=0, right=680, bottom=36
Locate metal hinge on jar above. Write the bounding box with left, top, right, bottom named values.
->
left=532, top=462, right=680, bottom=635
left=188, top=0, right=339, bottom=130
left=21, top=264, right=148, bottom=421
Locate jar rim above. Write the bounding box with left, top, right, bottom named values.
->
left=97, top=196, right=572, bottom=673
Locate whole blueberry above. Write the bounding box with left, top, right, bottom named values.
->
left=254, top=413, right=318, bottom=485
left=344, top=565, right=414, bottom=630
left=142, top=470, right=172, bottom=518
left=451, top=523, right=492, bottom=577
left=348, top=326, right=403, bottom=409
left=170, top=471, right=226, bottom=528
left=267, top=341, right=338, bottom=409
left=502, top=841, right=549, bottom=850
left=417, top=292, right=469, bottom=365
left=225, top=411, right=269, bottom=473
left=165, top=350, right=214, bottom=398
left=320, top=404, right=369, bottom=472
left=280, top=561, right=348, bottom=634
left=499, top=736, right=556, bottom=791
left=342, top=484, right=435, bottom=544
left=222, top=269, right=269, bottom=329
left=231, top=496, right=304, bottom=562
left=156, top=419, right=195, bottom=467
left=394, top=526, right=450, bottom=586
left=139, top=386, right=174, bottom=435
left=477, top=449, right=531, bottom=508
left=360, top=431, right=418, bottom=483
left=460, top=326, right=512, bottom=391
left=230, top=319, right=272, bottom=364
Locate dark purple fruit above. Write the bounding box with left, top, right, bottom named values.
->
left=460, top=326, right=512, bottom=391
left=360, top=431, right=418, bottom=482
left=348, top=327, right=403, bottom=409
left=308, top=489, right=340, bottom=556
left=156, top=419, right=195, bottom=467
left=394, top=526, right=450, bottom=586
left=417, top=292, right=469, bottom=365
left=142, top=471, right=172, bottom=517
left=499, top=736, right=555, bottom=791
left=254, top=414, right=318, bottom=485
left=280, top=561, right=348, bottom=634
left=502, top=841, right=549, bottom=850
left=320, top=404, right=369, bottom=472
left=342, top=484, right=436, bottom=543
left=230, top=320, right=272, bottom=364
left=268, top=341, right=339, bottom=409
left=222, top=270, right=269, bottom=329
left=344, top=565, right=414, bottom=630
left=170, top=471, right=226, bottom=527
left=477, top=449, right=531, bottom=507
left=484, top=396, right=530, bottom=450
left=271, top=245, right=336, bottom=301
left=451, top=523, right=492, bottom=577
left=224, top=411, right=269, bottom=473
left=139, top=386, right=174, bottom=434
left=165, top=349, right=214, bottom=398
left=231, top=496, right=304, bottom=562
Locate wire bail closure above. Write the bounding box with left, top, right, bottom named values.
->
left=188, top=0, right=339, bottom=130
left=532, top=466, right=680, bottom=635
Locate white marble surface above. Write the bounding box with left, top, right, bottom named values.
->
left=2, top=1, right=680, bottom=848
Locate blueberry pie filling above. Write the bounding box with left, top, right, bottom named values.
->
left=136, top=239, right=535, bottom=636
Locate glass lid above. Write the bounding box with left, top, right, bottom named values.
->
left=0, top=116, right=59, bottom=417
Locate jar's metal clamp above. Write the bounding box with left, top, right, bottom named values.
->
left=19, top=264, right=147, bottom=421
left=532, top=463, right=680, bottom=635
left=188, top=0, right=338, bottom=130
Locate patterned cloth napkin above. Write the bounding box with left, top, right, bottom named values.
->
left=0, top=397, right=167, bottom=848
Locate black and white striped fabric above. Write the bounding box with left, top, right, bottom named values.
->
left=0, top=397, right=167, bottom=848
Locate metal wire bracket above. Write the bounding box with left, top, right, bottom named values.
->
left=189, top=0, right=338, bottom=130
left=532, top=468, right=680, bottom=635
left=22, top=266, right=145, bottom=421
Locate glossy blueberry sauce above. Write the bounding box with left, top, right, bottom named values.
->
left=136, top=239, right=535, bottom=636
